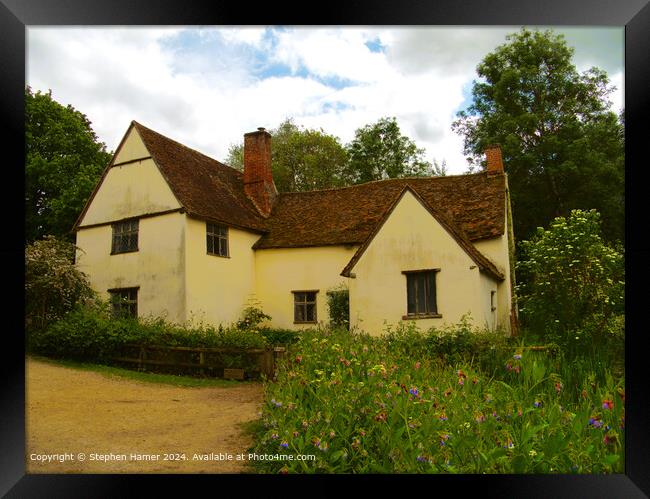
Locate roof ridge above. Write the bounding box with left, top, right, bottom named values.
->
left=277, top=172, right=490, bottom=197
left=132, top=120, right=242, bottom=176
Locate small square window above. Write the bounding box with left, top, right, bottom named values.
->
left=109, top=287, right=138, bottom=319
left=111, top=219, right=139, bottom=254
left=207, top=223, right=229, bottom=257
left=404, top=269, right=440, bottom=317
left=293, top=291, right=318, bottom=323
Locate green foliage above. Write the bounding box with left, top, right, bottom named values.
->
left=226, top=116, right=440, bottom=193
left=30, top=306, right=268, bottom=364
left=326, top=285, right=350, bottom=330
left=383, top=317, right=513, bottom=376
left=345, top=117, right=433, bottom=184
left=236, top=305, right=272, bottom=331
left=250, top=326, right=624, bottom=473
left=25, top=235, right=96, bottom=334
left=516, top=210, right=624, bottom=357
left=226, top=118, right=350, bottom=192
left=452, top=28, right=624, bottom=243
left=258, top=327, right=301, bottom=346
left=25, top=87, right=112, bottom=242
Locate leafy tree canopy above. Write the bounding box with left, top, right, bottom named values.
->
left=345, top=116, right=433, bottom=184
left=226, top=118, right=350, bottom=192
left=452, top=29, right=624, bottom=243
left=226, top=116, right=444, bottom=192
left=26, top=87, right=112, bottom=242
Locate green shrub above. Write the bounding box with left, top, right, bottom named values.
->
left=236, top=305, right=272, bottom=331
left=258, top=327, right=301, bottom=346
left=326, top=285, right=350, bottom=329
left=31, top=306, right=268, bottom=364
left=516, top=210, right=624, bottom=357
left=25, top=236, right=96, bottom=334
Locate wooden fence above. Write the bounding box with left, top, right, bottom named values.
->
left=110, top=344, right=286, bottom=380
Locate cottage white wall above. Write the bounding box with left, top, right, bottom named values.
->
left=473, top=199, right=513, bottom=334
left=183, top=217, right=260, bottom=327
left=75, top=212, right=187, bottom=322
left=348, top=190, right=487, bottom=335
left=254, top=246, right=358, bottom=330
left=79, top=128, right=181, bottom=227
left=479, top=273, right=499, bottom=330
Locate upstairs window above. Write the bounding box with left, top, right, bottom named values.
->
left=111, top=219, right=139, bottom=254
left=403, top=269, right=440, bottom=318
left=293, top=290, right=318, bottom=323
left=109, top=287, right=138, bottom=319
left=207, top=223, right=229, bottom=257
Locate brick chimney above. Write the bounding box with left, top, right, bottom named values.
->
left=485, top=144, right=504, bottom=175
left=243, top=127, right=277, bottom=217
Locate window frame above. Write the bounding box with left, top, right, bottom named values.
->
left=292, top=290, right=319, bottom=324
left=402, top=269, right=441, bottom=319
left=206, top=222, right=229, bottom=258
left=111, top=219, right=139, bottom=255
left=108, top=286, right=139, bottom=319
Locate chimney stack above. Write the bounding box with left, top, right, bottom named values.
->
left=485, top=144, right=504, bottom=175
left=243, top=127, right=277, bottom=217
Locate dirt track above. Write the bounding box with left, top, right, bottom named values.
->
left=25, top=358, right=264, bottom=473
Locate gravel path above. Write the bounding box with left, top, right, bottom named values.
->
left=25, top=358, right=264, bottom=473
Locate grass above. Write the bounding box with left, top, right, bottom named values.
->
left=27, top=355, right=256, bottom=388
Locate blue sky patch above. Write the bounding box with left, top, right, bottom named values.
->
left=365, top=38, right=384, bottom=53
left=322, top=101, right=352, bottom=113
left=454, top=80, right=476, bottom=115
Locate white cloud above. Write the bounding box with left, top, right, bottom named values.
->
left=271, top=28, right=394, bottom=83
left=27, top=26, right=624, bottom=175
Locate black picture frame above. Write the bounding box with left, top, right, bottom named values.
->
left=4, top=0, right=648, bottom=496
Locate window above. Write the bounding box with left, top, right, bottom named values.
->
left=403, top=269, right=440, bottom=318
left=491, top=290, right=497, bottom=311
left=207, top=223, right=229, bottom=257
left=293, top=290, right=318, bottom=323
left=109, top=287, right=138, bottom=318
left=111, top=219, right=139, bottom=254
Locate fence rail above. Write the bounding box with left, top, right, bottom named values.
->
left=110, top=344, right=286, bottom=380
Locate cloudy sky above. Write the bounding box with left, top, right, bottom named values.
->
left=27, top=26, right=623, bottom=174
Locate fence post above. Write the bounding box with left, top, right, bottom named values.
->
left=199, top=351, right=205, bottom=376
left=260, top=348, right=274, bottom=380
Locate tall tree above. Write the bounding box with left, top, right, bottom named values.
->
left=345, top=117, right=433, bottom=184
left=25, top=87, right=112, bottom=242
left=452, top=29, right=624, bottom=243
left=225, top=118, right=349, bottom=192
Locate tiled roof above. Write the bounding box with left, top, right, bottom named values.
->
left=91, top=123, right=506, bottom=274
left=133, top=121, right=268, bottom=233
left=254, top=173, right=506, bottom=249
